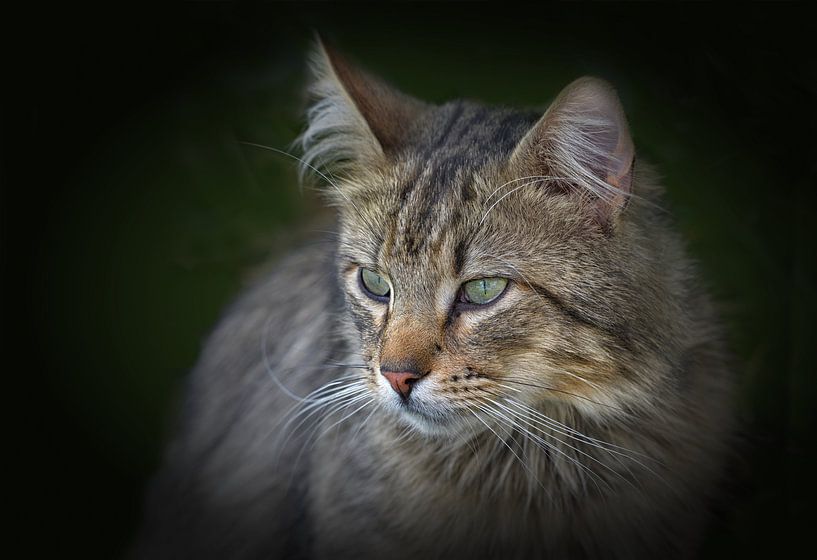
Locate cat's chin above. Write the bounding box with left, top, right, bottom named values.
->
left=399, top=409, right=451, bottom=437
left=388, top=402, right=472, bottom=441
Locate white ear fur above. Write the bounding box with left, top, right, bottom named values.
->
left=297, top=37, right=427, bottom=182
left=511, top=77, right=635, bottom=222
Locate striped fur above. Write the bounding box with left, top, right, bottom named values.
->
left=137, top=41, right=736, bottom=560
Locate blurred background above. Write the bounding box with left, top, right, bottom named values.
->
left=5, top=3, right=815, bottom=558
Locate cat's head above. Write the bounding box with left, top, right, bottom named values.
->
left=300, top=39, right=671, bottom=437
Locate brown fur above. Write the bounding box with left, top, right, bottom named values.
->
left=136, top=40, right=736, bottom=560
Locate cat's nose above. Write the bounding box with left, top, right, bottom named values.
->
left=381, top=370, right=423, bottom=400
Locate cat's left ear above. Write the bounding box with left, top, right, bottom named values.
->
left=299, top=36, right=429, bottom=181
left=510, top=77, right=635, bottom=229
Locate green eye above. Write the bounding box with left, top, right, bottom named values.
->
left=360, top=268, right=391, bottom=300
left=461, top=277, right=508, bottom=305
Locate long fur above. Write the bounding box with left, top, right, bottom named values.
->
left=136, top=43, right=736, bottom=560
left=296, top=46, right=383, bottom=185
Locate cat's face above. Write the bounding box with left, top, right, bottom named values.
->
left=337, top=156, right=636, bottom=436
left=303, top=41, right=650, bottom=437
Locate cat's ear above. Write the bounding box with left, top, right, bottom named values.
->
left=510, top=77, right=635, bottom=228
left=299, top=36, right=428, bottom=179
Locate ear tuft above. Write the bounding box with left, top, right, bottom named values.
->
left=297, top=35, right=427, bottom=183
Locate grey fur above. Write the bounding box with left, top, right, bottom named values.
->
left=136, top=43, right=735, bottom=560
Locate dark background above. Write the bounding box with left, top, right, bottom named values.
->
left=4, top=3, right=815, bottom=558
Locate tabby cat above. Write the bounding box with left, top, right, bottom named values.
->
left=136, top=39, right=735, bottom=559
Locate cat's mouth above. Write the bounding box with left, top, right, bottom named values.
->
left=374, top=369, right=467, bottom=436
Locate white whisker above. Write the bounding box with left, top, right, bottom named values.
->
left=499, top=396, right=675, bottom=492
left=280, top=385, right=368, bottom=438
left=239, top=141, right=363, bottom=215
left=477, top=399, right=610, bottom=494
left=487, top=398, right=634, bottom=493
left=467, top=405, right=550, bottom=500
left=484, top=175, right=551, bottom=203
left=479, top=179, right=540, bottom=226
left=319, top=396, right=374, bottom=436
left=284, top=391, right=372, bottom=490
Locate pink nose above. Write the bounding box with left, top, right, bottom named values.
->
left=381, top=370, right=423, bottom=399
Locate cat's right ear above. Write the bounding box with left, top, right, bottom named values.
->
left=298, top=35, right=428, bottom=182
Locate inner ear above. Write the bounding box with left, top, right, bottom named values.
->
left=510, top=77, right=635, bottom=227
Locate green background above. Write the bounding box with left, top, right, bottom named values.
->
left=6, top=4, right=815, bottom=558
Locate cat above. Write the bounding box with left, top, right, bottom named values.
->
left=135, top=38, right=736, bottom=560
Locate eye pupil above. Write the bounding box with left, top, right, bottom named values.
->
left=462, top=277, right=508, bottom=305
left=360, top=268, right=390, bottom=300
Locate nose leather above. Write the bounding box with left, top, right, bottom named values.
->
left=381, top=370, right=423, bottom=399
